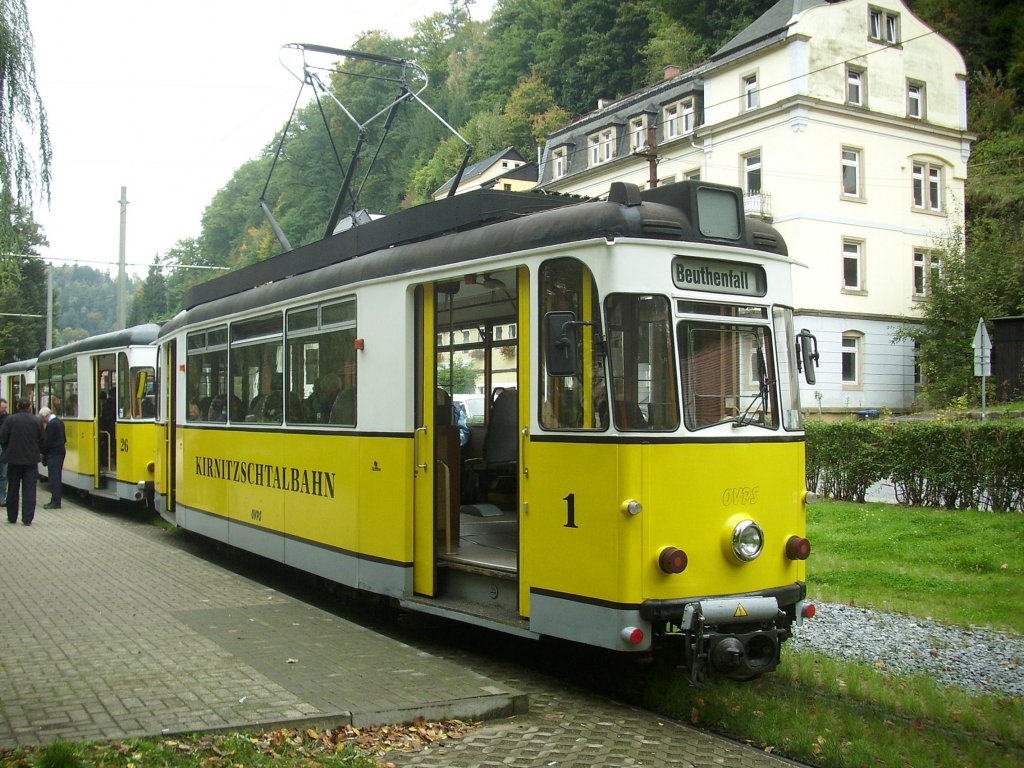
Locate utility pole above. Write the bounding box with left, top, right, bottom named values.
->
left=117, top=186, right=128, bottom=330
left=46, top=265, right=53, bottom=349
left=632, top=123, right=660, bottom=189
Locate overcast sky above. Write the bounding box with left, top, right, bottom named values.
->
left=28, top=0, right=494, bottom=277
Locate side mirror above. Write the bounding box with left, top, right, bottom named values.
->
left=796, top=329, right=819, bottom=385
left=544, top=311, right=579, bottom=377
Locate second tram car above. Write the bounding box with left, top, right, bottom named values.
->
left=155, top=180, right=817, bottom=681
left=35, top=325, right=162, bottom=506
left=0, top=357, right=37, bottom=410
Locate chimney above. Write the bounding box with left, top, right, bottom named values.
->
left=597, top=98, right=612, bottom=110
left=664, top=65, right=682, bottom=80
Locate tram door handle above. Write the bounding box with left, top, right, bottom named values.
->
left=521, top=426, right=529, bottom=477
left=414, top=426, right=428, bottom=471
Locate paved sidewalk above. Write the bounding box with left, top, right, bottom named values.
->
left=0, top=490, right=522, bottom=748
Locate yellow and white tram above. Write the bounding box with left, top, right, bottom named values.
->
left=155, top=180, right=817, bottom=681
left=35, top=325, right=161, bottom=506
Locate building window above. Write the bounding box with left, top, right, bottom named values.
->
left=742, top=73, right=759, bottom=110
left=843, top=240, right=863, bottom=291
left=846, top=66, right=866, bottom=106
left=907, top=81, right=926, bottom=119
left=629, top=116, right=646, bottom=151
left=685, top=168, right=701, bottom=181
left=552, top=147, right=568, bottom=179
left=664, top=104, right=679, bottom=139
left=588, top=128, right=616, bottom=166
left=841, top=333, right=861, bottom=385
left=869, top=7, right=900, bottom=44
left=662, top=98, right=695, bottom=140
left=743, top=151, right=762, bottom=194
left=841, top=147, right=862, bottom=198
left=913, top=249, right=941, bottom=298
left=912, top=161, right=943, bottom=212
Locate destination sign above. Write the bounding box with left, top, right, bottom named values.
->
left=672, top=257, right=766, bottom=297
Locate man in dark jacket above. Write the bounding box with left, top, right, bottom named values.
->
left=40, top=406, right=66, bottom=509
left=0, top=397, right=8, bottom=506
left=0, top=398, right=44, bottom=525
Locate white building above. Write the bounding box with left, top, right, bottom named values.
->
left=537, top=0, right=973, bottom=413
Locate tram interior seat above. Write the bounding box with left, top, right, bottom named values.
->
left=463, top=387, right=518, bottom=505
left=329, top=388, right=356, bottom=424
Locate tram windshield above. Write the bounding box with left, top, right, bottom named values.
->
left=678, top=318, right=778, bottom=431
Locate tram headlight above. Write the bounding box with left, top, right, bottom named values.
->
left=731, top=519, right=764, bottom=562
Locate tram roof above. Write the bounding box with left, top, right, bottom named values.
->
left=37, top=324, right=162, bottom=364
left=165, top=181, right=788, bottom=336
left=0, top=357, right=37, bottom=374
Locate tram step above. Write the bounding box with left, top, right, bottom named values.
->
left=399, top=593, right=535, bottom=639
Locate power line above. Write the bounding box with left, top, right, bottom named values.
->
left=2, top=252, right=228, bottom=271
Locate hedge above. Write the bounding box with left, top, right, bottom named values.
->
left=804, top=419, right=1024, bottom=512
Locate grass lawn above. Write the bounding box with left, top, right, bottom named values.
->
left=806, top=501, right=1023, bottom=633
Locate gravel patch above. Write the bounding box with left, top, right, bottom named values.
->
left=789, top=602, right=1023, bottom=698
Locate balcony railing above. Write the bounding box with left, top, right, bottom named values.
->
left=744, top=191, right=772, bottom=220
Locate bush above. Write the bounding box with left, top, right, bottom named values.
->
left=805, top=418, right=1024, bottom=511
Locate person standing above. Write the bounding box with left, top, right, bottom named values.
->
left=0, top=398, right=44, bottom=525
left=0, top=397, right=8, bottom=506
left=39, top=406, right=66, bottom=509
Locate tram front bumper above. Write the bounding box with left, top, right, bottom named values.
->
left=641, top=584, right=805, bottom=683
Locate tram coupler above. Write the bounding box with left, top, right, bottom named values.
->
left=680, top=596, right=785, bottom=684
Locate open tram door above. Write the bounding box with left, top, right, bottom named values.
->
left=93, top=356, right=117, bottom=490
left=158, top=340, right=177, bottom=519
left=412, top=267, right=527, bottom=627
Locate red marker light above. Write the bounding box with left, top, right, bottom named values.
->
left=658, top=546, right=688, bottom=574
left=802, top=603, right=816, bottom=620
left=621, top=626, right=645, bottom=645
left=786, top=535, right=812, bottom=560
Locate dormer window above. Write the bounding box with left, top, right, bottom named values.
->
left=629, top=116, right=647, bottom=151
left=869, top=6, right=900, bottom=44
left=663, top=98, right=695, bottom=139
left=552, top=147, right=568, bottom=179
left=588, top=128, right=616, bottom=166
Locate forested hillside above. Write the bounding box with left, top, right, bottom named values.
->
left=125, top=0, right=1022, bottom=393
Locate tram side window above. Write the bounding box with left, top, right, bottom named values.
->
left=186, top=327, right=228, bottom=422
left=38, top=363, right=56, bottom=413
left=606, top=294, right=679, bottom=431
left=64, top=361, right=78, bottom=417
left=286, top=298, right=357, bottom=426
left=130, top=367, right=155, bottom=418
left=231, top=313, right=284, bottom=425
left=538, top=258, right=608, bottom=430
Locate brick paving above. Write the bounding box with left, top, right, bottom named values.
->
left=0, top=490, right=519, bottom=747
left=0, top=486, right=804, bottom=767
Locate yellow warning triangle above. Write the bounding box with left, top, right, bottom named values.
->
left=734, top=604, right=748, bottom=618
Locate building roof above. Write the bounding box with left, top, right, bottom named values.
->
left=434, top=147, right=527, bottom=196
left=713, top=0, right=832, bottom=61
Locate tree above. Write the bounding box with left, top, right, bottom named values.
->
left=0, top=0, right=51, bottom=362
left=0, top=204, right=46, bottom=362
left=533, top=0, right=655, bottom=116
left=128, top=258, right=170, bottom=326
left=0, top=0, right=51, bottom=247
